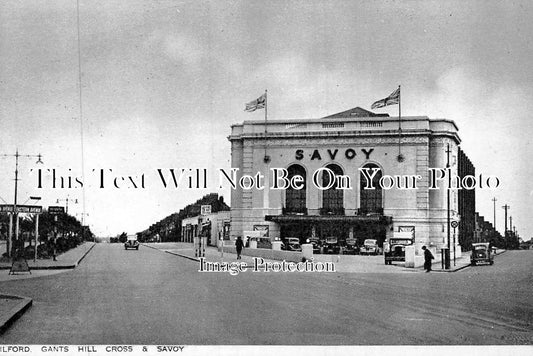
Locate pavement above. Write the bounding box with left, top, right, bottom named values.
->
left=0, top=241, right=95, bottom=271
left=423, top=248, right=506, bottom=273
left=0, top=294, right=32, bottom=334
left=0, top=241, right=96, bottom=335
left=142, top=242, right=277, bottom=265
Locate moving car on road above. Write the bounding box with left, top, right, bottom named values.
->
left=124, top=236, right=139, bottom=250
left=471, top=242, right=494, bottom=266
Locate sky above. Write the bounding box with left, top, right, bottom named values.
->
left=0, top=0, right=532, bottom=239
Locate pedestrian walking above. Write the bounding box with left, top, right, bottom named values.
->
left=422, top=246, right=434, bottom=272
left=235, top=236, right=244, bottom=259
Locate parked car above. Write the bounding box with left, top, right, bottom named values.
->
left=124, top=237, right=139, bottom=250
left=384, top=245, right=406, bottom=264
left=342, top=238, right=359, bottom=255
left=282, top=237, right=302, bottom=252
left=308, top=237, right=322, bottom=254
left=384, top=237, right=413, bottom=264
left=256, top=237, right=272, bottom=249
left=471, top=242, right=494, bottom=266
left=361, top=239, right=378, bottom=255
left=323, top=237, right=340, bottom=254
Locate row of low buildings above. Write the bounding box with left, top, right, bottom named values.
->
left=141, top=106, right=507, bottom=255
left=137, top=193, right=230, bottom=245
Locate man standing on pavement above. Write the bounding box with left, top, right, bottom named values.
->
left=422, top=246, right=434, bottom=272
left=235, top=236, right=244, bottom=259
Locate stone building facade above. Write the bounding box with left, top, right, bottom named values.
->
left=228, top=107, right=473, bottom=256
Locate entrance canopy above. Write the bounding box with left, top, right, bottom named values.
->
left=265, top=214, right=392, bottom=225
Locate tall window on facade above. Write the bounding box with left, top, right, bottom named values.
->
left=360, top=163, right=383, bottom=214
left=322, top=164, right=344, bottom=215
left=285, top=164, right=306, bottom=214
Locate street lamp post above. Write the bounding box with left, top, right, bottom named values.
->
left=445, top=143, right=451, bottom=269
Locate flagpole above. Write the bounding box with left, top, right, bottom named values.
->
left=265, top=89, right=268, bottom=125
left=264, top=89, right=269, bottom=162
left=398, top=85, right=402, bottom=158
left=263, top=90, right=270, bottom=210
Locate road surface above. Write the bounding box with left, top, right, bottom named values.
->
left=0, top=243, right=531, bottom=344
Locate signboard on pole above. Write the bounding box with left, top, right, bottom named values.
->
left=200, top=205, right=211, bottom=215
left=48, top=206, right=65, bottom=215
left=0, top=204, right=42, bottom=214
left=451, top=221, right=459, bottom=229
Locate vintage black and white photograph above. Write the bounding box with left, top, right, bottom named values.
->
left=0, top=0, right=531, bottom=354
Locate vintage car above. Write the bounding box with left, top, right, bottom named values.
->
left=384, top=237, right=413, bottom=264
left=361, top=239, right=378, bottom=255
left=255, top=237, right=272, bottom=249
left=308, top=237, right=322, bottom=254
left=323, top=237, right=340, bottom=254
left=342, top=238, right=359, bottom=255
left=282, top=237, right=302, bottom=252
left=471, top=242, right=494, bottom=266
left=384, top=245, right=406, bottom=264
left=124, top=237, right=139, bottom=250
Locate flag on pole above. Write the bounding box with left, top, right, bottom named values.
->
left=371, top=87, right=400, bottom=109
left=244, top=93, right=266, bottom=112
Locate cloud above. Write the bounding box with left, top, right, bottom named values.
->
left=416, top=67, right=531, bottom=124
left=410, top=66, right=533, bottom=236
left=159, top=32, right=206, bottom=70
left=251, top=53, right=371, bottom=118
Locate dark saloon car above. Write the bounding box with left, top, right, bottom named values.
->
left=342, top=238, right=359, bottom=255
left=384, top=245, right=406, bottom=264
left=124, top=237, right=139, bottom=250
left=323, top=237, right=340, bottom=254
left=471, top=243, right=494, bottom=266
left=384, top=237, right=413, bottom=264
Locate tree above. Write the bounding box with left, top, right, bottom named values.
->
left=118, top=232, right=128, bottom=243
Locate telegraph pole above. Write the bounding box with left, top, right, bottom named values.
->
left=502, top=204, right=510, bottom=248
left=502, top=204, right=510, bottom=233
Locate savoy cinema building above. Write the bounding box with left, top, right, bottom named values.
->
left=228, top=107, right=476, bottom=256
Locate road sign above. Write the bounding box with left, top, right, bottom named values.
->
left=451, top=221, right=459, bottom=229
left=48, top=206, right=65, bottom=215
left=0, top=204, right=42, bottom=214
left=200, top=205, right=211, bottom=215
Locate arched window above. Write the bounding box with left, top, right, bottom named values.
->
left=321, top=164, right=344, bottom=215
left=285, top=164, right=306, bottom=214
left=360, top=163, right=383, bottom=214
